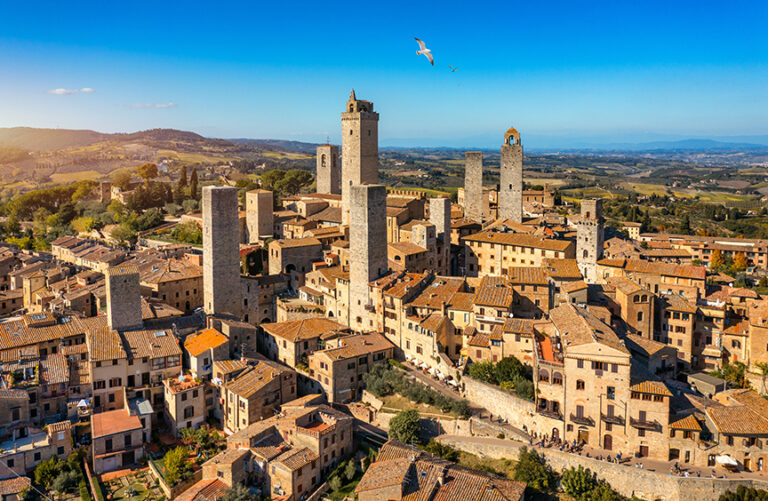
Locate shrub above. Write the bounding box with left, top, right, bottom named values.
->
left=468, top=361, right=497, bottom=384
left=163, top=446, right=190, bottom=486
left=513, top=447, right=555, bottom=492
left=52, top=470, right=80, bottom=494
left=344, top=458, right=358, bottom=481
left=561, top=465, right=597, bottom=500
left=79, top=481, right=93, bottom=501
left=389, top=409, right=422, bottom=445
left=328, top=476, right=342, bottom=491
left=423, top=439, right=459, bottom=462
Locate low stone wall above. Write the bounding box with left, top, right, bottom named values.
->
left=462, top=376, right=561, bottom=435
left=373, top=410, right=471, bottom=440
left=361, top=390, right=384, bottom=411
left=437, top=436, right=768, bottom=501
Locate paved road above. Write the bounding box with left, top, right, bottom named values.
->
left=439, top=434, right=768, bottom=481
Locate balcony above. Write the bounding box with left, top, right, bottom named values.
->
left=570, top=414, right=595, bottom=427
left=601, top=413, right=625, bottom=426
left=538, top=408, right=563, bottom=421
left=630, top=417, right=661, bottom=431
left=364, top=304, right=376, bottom=313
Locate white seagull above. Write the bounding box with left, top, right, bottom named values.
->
left=414, top=38, right=434, bottom=66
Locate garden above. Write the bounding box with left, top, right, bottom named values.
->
left=102, top=470, right=164, bottom=501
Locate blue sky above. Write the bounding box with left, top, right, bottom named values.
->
left=1, top=0, right=766, bottom=148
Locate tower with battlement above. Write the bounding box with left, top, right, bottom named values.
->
left=106, top=265, right=143, bottom=332
left=499, top=126, right=523, bottom=223
left=464, top=151, right=483, bottom=223
left=349, top=184, right=387, bottom=332
left=245, top=189, right=273, bottom=243
left=341, top=90, right=379, bottom=224
left=203, top=186, right=242, bottom=316
left=577, top=198, right=604, bottom=284
left=316, top=144, right=340, bottom=194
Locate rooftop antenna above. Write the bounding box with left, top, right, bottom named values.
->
left=326, top=135, right=330, bottom=145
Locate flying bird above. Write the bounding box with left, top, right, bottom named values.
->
left=414, top=38, right=434, bottom=65
left=449, top=65, right=458, bottom=72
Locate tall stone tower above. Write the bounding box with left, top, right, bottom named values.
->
left=245, top=189, right=273, bottom=243
left=106, top=265, right=143, bottom=332
left=464, top=151, right=483, bottom=223
left=349, top=184, right=387, bottom=332
left=429, top=197, right=451, bottom=275
left=316, top=144, right=340, bottom=194
left=341, top=90, right=379, bottom=224
left=203, top=186, right=242, bottom=316
left=577, top=198, right=604, bottom=284
left=499, top=126, right=523, bottom=223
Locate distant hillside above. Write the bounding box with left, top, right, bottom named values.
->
left=229, top=138, right=322, bottom=153
left=0, top=127, right=107, bottom=151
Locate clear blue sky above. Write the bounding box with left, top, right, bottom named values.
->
left=1, top=0, right=766, bottom=148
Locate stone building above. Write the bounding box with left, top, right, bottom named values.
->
left=308, top=332, right=394, bottom=403
left=464, top=230, right=575, bottom=277
left=163, top=374, right=207, bottom=434
left=260, top=318, right=350, bottom=368
left=91, top=409, right=144, bottom=474
left=106, top=265, right=143, bottom=331
left=267, top=237, right=323, bottom=290
left=245, top=189, right=274, bottom=243
left=499, top=126, right=523, bottom=223
left=463, top=151, right=484, bottom=223
left=316, top=144, right=340, bottom=195
left=203, top=186, right=242, bottom=316
left=576, top=198, right=605, bottom=284
left=429, top=197, right=452, bottom=275
left=341, top=91, right=379, bottom=224
left=349, top=184, right=387, bottom=332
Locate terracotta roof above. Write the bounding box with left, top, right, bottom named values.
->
left=473, top=284, right=514, bottom=308
left=275, top=447, right=319, bottom=471
left=213, top=359, right=248, bottom=376
left=623, top=259, right=706, bottom=280
left=271, top=237, right=322, bottom=249
left=87, top=328, right=127, bottom=362
left=503, top=318, right=534, bottom=335
left=625, top=333, right=667, bottom=356
left=464, top=230, right=572, bottom=251
left=184, top=328, right=228, bottom=358
left=316, top=333, right=393, bottom=361
left=670, top=414, right=702, bottom=431
left=506, top=267, right=548, bottom=285
left=409, top=278, right=465, bottom=309
left=420, top=312, right=448, bottom=333
left=40, top=354, right=69, bottom=385
left=224, top=362, right=288, bottom=399
left=608, top=277, right=646, bottom=295
left=47, top=421, right=71, bottom=434
left=92, top=408, right=142, bottom=438
left=448, top=292, right=475, bottom=311
left=262, top=318, right=349, bottom=343
left=542, top=258, right=582, bottom=279
left=0, top=476, right=31, bottom=495
left=175, top=479, right=229, bottom=501
left=562, top=280, right=587, bottom=293
left=706, top=405, right=768, bottom=435
left=630, top=380, right=672, bottom=397
left=122, top=329, right=182, bottom=360
left=549, top=303, right=629, bottom=354
left=661, top=293, right=697, bottom=313
left=389, top=242, right=428, bottom=256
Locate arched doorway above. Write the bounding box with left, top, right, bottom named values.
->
left=552, top=428, right=560, bottom=441
left=603, top=434, right=612, bottom=451
left=577, top=428, right=589, bottom=445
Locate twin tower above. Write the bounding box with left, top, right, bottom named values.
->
left=464, top=127, right=523, bottom=223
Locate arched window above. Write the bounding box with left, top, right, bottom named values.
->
left=321, top=154, right=326, bottom=167
left=583, top=250, right=589, bottom=258
left=553, top=372, right=563, bottom=385
left=576, top=380, right=585, bottom=390
left=538, top=369, right=549, bottom=383
left=633, top=296, right=640, bottom=303
left=641, top=295, right=648, bottom=302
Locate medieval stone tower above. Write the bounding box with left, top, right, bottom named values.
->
left=203, top=186, right=242, bottom=316
left=245, top=189, right=273, bottom=243
left=349, top=184, right=387, bottom=332
left=577, top=198, right=604, bottom=284
left=429, top=197, right=451, bottom=275
left=341, top=90, right=379, bottom=224
left=464, top=151, right=484, bottom=223
left=316, top=144, right=340, bottom=194
left=499, top=126, right=523, bottom=223
left=106, top=264, right=143, bottom=332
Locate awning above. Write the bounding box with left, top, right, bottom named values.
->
left=716, top=455, right=738, bottom=467
left=420, top=362, right=428, bottom=369
left=428, top=367, right=436, bottom=375
left=77, top=399, right=90, bottom=408
left=448, top=380, right=458, bottom=387
left=436, top=371, right=446, bottom=380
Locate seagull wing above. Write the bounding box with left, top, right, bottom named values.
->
left=414, top=38, right=427, bottom=51
left=425, top=52, right=434, bottom=65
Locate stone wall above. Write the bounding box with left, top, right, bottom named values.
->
left=372, top=409, right=471, bottom=440
left=203, top=186, right=242, bottom=316
left=499, top=143, right=522, bottom=223
left=436, top=435, right=768, bottom=501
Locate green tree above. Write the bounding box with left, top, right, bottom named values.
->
left=494, top=356, right=526, bottom=383
left=261, top=170, right=286, bottom=192
left=51, top=470, right=80, bottom=494
left=424, top=439, right=459, bottom=462
left=561, top=465, right=597, bottom=500
left=718, top=486, right=768, bottom=501
left=112, top=171, right=133, bottom=191
left=179, top=165, right=188, bottom=188
left=189, top=169, right=199, bottom=199
left=163, top=446, right=189, bottom=486
left=182, top=199, right=199, bottom=213
left=137, top=163, right=159, bottom=184
left=759, top=275, right=768, bottom=288
left=328, top=476, right=342, bottom=492
left=111, top=223, right=136, bottom=246
left=468, top=361, right=497, bottom=385
left=344, top=458, right=358, bottom=481
left=389, top=409, right=421, bottom=445
left=72, top=216, right=98, bottom=233
left=220, top=484, right=259, bottom=501
left=513, top=447, right=555, bottom=493
left=276, top=169, right=313, bottom=195
left=34, top=456, right=60, bottom=489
